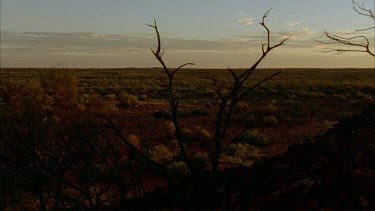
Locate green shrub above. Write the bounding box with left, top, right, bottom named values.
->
left=118, top=92, right=141, bottom=107
left=153, top=109, right=171, bottom=119
left=321, top=120, right=335, bottom=132
left=191, top=153, right=209, bottom=170
left=167, top=139, right=180, bottom=152
left=83, top=93, right=118, bottom=115
left=263, top=104, right=278, bottom=113
left=127, top=134, right=141, bottom=149
left=162, top=122, right=176, bottom=140
left=190, top=109, right=210, bottom=116
left=235, top=102, right=249, bottom=113
left=168, top=161, right=189, bottom=178
left=222, top=143, right=260, bottom=166
left=106, top=94, right=117, bottom=101
left=255, top=103, right=278, bottom=115
left=239, top=129, right=271, bottom=146
left=194, top=127, right=213, bottom=141
left=153, top=109, right=209, bottom=119
left=181, top=128, right=194, bottom=140
left=148, top=144, right=174, bottom=163
left=263, top=115, right=278, bottom=127
left=139, top=94, right=148, bottom=101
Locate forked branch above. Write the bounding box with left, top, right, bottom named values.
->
left=315, top=31, right=374, bottom=56
left=239, top=9, right=291, bottom=81
left=316, top=0, right=375, bottom=57
left=147, top=20, right=195, bottom=76
left=148, top=20, right=195, bottom=173
left=352, top=0, right=375, bottom=19
left=211, top=9, right=290, bottom=173
left=260, top=9, right=292, bottom=54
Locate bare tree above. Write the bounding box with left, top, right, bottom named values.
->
left=210, top=9, right=290, bottom=173
left=316, top=0, right=374, bottom=57
left=148, top=9, right=290, bottom=174
left=147, top=20, right=196, bottom=173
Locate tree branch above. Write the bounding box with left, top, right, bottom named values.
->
left=316, top=1, right=375, bottom=57
left=171, top=62, right=195, bottom=76
left=316, top=31, right=374, bottom=57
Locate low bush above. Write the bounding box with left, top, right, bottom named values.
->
left=118, top=92, right=141, bottom=108
left=235, top=102, right=249, bottom=113
left=153, top=109, right=171, bottom=119
left=153, top=108, right=210, bottom=119
left=321, top=120, right=335, bottom=133
left=191, top=153, right=209, bottom=170
left=238, top=129, right=271, bottom=146
left=181, top=128, right=194, bottom=140
left=194, top=127, right=213, bottom=142
left=168, top=161, right=189, bottom=178
left=190, top=109, right=210, bottom=116
left=162, top=122, right=176, bottom=140
left=148, top=144, right=174, bottom=163
left=127, top=134, right=141, bottom=149
left=221, top=143, right=261, bottom=166
left=263, top=115, right=279, bottom=127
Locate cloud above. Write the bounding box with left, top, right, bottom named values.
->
left=1, top=30, right=373, bottom=68
left=0, top=31, right=262, bottom=56
left=302, top=27, right=314, bottom=35
left=286, top=22, right=300, bottom=27
left=235, top=18, right=254, bottom=26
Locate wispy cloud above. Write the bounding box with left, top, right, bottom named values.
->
left=235, top=18, right=254, bottom=26
left=302, top=27, right=314, bottom=35
left=0, top=31, right=263, bottom=55
left=286, top=22, right=300, bottom=27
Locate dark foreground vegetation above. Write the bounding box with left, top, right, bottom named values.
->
left=0, top=67, right=374, bottom=210
left=1, top=2, right=374, bottom=209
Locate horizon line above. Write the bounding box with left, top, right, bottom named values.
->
left=1, top=66, right=374, bottom=70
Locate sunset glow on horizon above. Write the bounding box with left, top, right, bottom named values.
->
left=1, top=0, right=374, bottom=68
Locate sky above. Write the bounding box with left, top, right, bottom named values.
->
left=1, top=0, right=374, bottom=68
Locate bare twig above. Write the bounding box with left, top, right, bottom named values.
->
left=148, top=20, right=195, bottom=173
left=352, top=0, right=375, bottom=19
left=316, top=31, right=374, bottom=57
left=316, top=1, right=375, bottom=57
left=210, top=10, right=290, bottom=173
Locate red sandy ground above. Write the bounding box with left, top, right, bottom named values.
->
left=114, top=103, right=325, bottom=157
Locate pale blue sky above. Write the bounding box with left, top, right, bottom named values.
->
left=1, top=0, right=374, bottom=68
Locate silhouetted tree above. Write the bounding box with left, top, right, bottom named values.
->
left=148, top=9, right=290, bottom=175
left=148, top=20, right=196, bottom=174
left=316, top=0, right=374, bottom=57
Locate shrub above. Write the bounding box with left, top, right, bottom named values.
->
left=321, top=120, right=335, bottom=132
left=153, top=109, right=171, bottom=119
left=162, top=122, right=176, bottom=140
left=118, top=92, right=141, bottom=107
left=153, top=108, right=209, bottom=119
left=194, top=127, right=213, bottom=141
left=139, top=94, right=148, bottom=101
left=83, top=93, right=118, bottom=115
left=191, top=153, right=209, bottom=170
left=106, top=94, right=117, bottom=101
left=168, top=161, right=189, bottom=178
left=255, top=103, right=278, bottom=115
left=235, top=102, right=249, bottom=113
left=222, top=143, right=260, bottom=166
left=263, top=115, right=278, bottom=127
left=263, top=104, right=278, bottom=113
left=100, top=100, right=119, bottom=114
left=181, top=128, right=194, bottom=140
left=127, top=134, right=141, bottom=149
left=238, top=129, right=271, bottom=146
left=190, top=109, right=210, bottom=116
left=167, top=139, right=185, bottom=156
left=148, top=144, right=174, bottom=163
